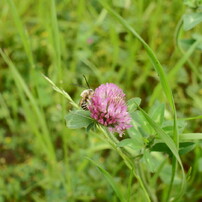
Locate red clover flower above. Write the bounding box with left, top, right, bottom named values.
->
left=88, top=83, right=132, bottom=135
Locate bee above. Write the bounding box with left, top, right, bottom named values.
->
left=79, top=89, right=94, bottom=110
left=79, top=75, right=94, bottom=110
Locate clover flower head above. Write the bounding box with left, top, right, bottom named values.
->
left=88, top=83, right=132, bottom=135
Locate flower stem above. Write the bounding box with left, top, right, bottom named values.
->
left=98, top=126, right=152, bottom=202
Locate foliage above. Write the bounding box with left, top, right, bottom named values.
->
left=0, top=0, right=202, bottom=201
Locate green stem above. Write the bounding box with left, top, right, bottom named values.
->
left=99, top=126, right=152, bottom=202
left=137, top=162, right=158, bottom=202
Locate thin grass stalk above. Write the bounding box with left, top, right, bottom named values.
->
left=7, top=0, right=35, bottom=69
left=50, top=0, right=62, bottom=82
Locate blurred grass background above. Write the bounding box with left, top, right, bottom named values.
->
left=0, top=0, right=202, bottom=201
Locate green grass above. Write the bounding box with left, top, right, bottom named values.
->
left=0, top=0, right=202, bottom=201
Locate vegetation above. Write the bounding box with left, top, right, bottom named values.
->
left=0, top=0, right=202, bottom=201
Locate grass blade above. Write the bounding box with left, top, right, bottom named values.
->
left=7, top=0, right=34, bottom=68
left=50, top=0, right=62, bottom=82
left=179, top=115, right=202, bottom=121
left=43, top=75, right=79, bottom=109
left=0, top=49, right=56, bottom=162
left=180, top=133, right=202, bottom=140
left=87, top=157, right=126, bottom=202
left=149, top=39, right=202, bottom=106
left=127, top=168, right=134, bottom=202
left=99, top=1, right=175, bottom=111
left=136, top=106, right=186, bottom=199
left=99, top=2, right=182, bottom=200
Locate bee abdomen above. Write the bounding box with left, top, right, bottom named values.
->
left=79, top=89, right=94, bottom=110
left=81, top=101, right=89, bottom=110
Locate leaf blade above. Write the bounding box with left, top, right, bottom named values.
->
left=65, top=110, right=94, bottom=129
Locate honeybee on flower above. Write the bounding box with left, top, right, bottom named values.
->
left=79, top=89, right=94, bottom=110
left=79, top=76, right=94, bottom=110
left=79, top=82, right=132, bottom=135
